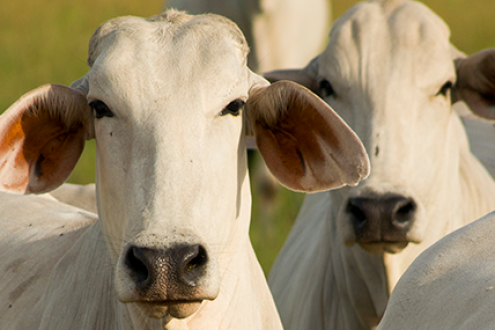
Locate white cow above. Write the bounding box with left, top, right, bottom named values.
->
left=265, top=1, right=495, bottom=329
left=462, top=114, right=495, bottom=179
left=166, top=0, right=330, bottom=73
left=50, top=183, right=98, bottom=214
left=376, top=210, right=495, bottom=329
left=377, top=49, right=495, bottom=330
left=0, top=10, right=370, bottom=330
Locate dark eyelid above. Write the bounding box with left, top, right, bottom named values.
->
left=89, top=100, right=114, bottom=119
left=220, top=99, right=245, bottom=117
left=437, top=81, right=453, bottom=97
left=318, top=79, right=335, bottom=98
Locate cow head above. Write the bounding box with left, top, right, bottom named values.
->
left=265, top=0, right=495, bottom=256
left=0, top=11, right=369, bottom=321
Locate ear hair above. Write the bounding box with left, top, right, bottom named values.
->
left=9, top=84, right=91, bottom=135
left=246, top=81, right=309, bottom=129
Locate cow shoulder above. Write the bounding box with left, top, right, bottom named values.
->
left=0, top=192, right=102, bottom=329
left=378, top=210, right=495, bottom=329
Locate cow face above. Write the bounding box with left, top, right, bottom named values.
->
left=321, top=1, right=456, bottom=254
left=0, top=11, right=369, bottom=321
left=265, top=0, right=490, bottom=255
left=86, top=13, right=254, bottom=318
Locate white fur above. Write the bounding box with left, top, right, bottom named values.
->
left=267, top=1, right=495, bottom=329
left=377, top=209, right=495, bottom=329
left=0, top=11, right=369, bottom=330
left=0, top=12, right=279, bottom=330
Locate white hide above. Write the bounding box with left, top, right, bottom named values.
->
left=377, top=48, right=495, bottom=330
left=377, top=209, right=495, bottom=330
left=461, top=114, right=495, bottom=179
left=166, top=0, right=330, bottom=72
left=266, top=1, right=495, bottom=329
left=50, top=183, right=98, bottom=214
left=0, top=11, right=369, bottom=330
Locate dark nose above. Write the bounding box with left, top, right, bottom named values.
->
left=125, top=244, right=208, bottom=298
left=346, top=194, right=416, bottom=243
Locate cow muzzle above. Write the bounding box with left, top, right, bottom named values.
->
left=116, top=243, right=220, bottom=319
left=342, top=193, right=421, bottom=254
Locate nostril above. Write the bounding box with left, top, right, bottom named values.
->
left=187, top=245, right=208, bottom=270
left=125, top=246, right=150, bottom=286
left=346, top=200, right=367, bottom=229
left=180, top=244, right=208, bottom=287
left=397, top=201, right=415, bottom=215
left=394, top=200, right=416, bottom=225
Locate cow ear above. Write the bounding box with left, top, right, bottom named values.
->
left=0, top=84, right=92, bottom=194
left=246, top=81, right=370, bottom=193
left=263, top=56, right=319, bottom=93
left=452, top=48, right=495, bottom=119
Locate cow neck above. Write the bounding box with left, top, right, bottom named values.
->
left=326, top=222, right=388, bottom=329
left=183, top=170, right=283, bottom=330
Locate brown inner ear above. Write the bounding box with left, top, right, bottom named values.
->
left=250, top=81, right=369, bottom=193
left=254, top=98, right=340, bottom=189
left=454, top=49, right=495, bottom=119
left=21, top=111, right=86, bottom=193
left=0, top=84, right=90, bottom=194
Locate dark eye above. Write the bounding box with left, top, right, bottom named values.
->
left=220, top=99, right=245, bottom=117
left=318, top=79, right=335, bottom=98
left=89, top=100, right=114, bottom=119
left=437, top=81, right=453, bottom=97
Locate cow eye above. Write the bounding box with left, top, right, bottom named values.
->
left=89, top=100, right=114, bottom=119
left=318, top=79, right=335, bottom=98
left=437, top=81, right=453, bottom=97
left=220, top=99, right=245, bottom=117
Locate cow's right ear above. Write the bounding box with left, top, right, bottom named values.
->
left=263, top=56, right=320, bottom=93
left=452, top=48, right=495, bottom=120
left=0, top=84, right=92, bottom=194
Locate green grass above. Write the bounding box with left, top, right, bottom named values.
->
left=1, top=0, right=494, bottom=275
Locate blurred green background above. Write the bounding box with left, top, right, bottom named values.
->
left=1, top=0, right=494, bottom=274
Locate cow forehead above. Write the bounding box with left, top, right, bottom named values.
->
left=87, top=12, right=251, bottom=113
left=322, top=0, right=453, bottom=90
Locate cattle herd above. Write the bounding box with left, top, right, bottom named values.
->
left=0, top=0, right=494, bottom=329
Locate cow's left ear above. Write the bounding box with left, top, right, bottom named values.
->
left=246, top=81, right=370, bottom=193
left=452, top=48, right=495, bottom=119
left=0, top=84, right=92, bottom=194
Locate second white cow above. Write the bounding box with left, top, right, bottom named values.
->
left=377, top=48, right=495, bottom=330
left=0, top=11, right=369, bottom=330
left=265, top=1, right=495, bottom=329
